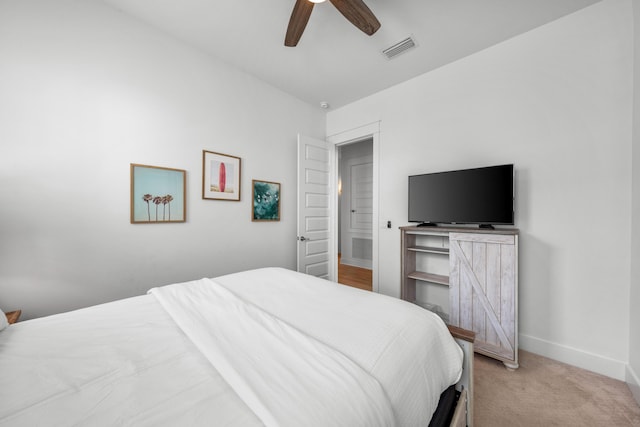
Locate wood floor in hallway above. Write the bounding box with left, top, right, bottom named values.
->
left=337, top=255, right=372, bottom=291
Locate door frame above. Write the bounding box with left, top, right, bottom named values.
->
left=328, top=122, right=380, bottom=292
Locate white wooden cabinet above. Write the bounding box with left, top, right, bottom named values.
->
left=449, top=232, right=518, bottom=369
left=400, top=226, right=519, bottom=369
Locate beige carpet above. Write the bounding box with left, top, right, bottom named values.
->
left=474, top=350, right=640, bottom=426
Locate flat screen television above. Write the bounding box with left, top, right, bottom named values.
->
left=408, top=164, right=514, bottom=227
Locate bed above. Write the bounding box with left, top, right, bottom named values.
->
left=0, top=267, right=473, bottom=426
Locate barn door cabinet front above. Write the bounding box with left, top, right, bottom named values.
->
left=449, top=232, right=518, bottom=369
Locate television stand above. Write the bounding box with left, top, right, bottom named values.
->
left=400, top=225, right=519, bottom=370
left=479, top=224, right=495, bottom=229
left=417, top=222, right=438, bottom=227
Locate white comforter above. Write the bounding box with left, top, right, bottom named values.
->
left=0, top=267, right=463, bottom=426
left=149, top=277, right=395, bottom=427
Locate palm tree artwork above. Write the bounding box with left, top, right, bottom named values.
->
left=153, top=196, right=162, bottom=221
left=132, top=164, right=185, bottom=223
left=165, top=194, right=173, bottom=220
left=143, top=194, right=152, bottom=221
left=140, top=194, right=176, bottom=222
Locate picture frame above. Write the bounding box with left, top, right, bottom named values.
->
left=130, top=164, right=186, bottom=224
left=252, top=180, right=281, bottom=222
left=202, top=150, right=241, bottom=201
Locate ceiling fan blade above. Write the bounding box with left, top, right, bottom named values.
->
left=285, top=0, right=315, bottom=47
left=329, top=0, right=381, bottom=36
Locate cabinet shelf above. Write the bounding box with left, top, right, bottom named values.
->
left=408, top=246, right=449, bottom=255
left=407, top=271, right=449, bottom=286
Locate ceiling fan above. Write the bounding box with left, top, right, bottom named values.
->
left=285, top=0, right=381, bottom=47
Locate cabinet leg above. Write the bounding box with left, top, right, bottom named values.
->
left=503, top=361, right=519, bottom=371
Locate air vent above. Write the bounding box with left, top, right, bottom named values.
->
left=382, top=36, right=417, bottom=60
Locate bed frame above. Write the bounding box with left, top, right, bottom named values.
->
left=448, top=325, right=475, bottom=427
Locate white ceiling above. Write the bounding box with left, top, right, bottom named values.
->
left=97, top=0, right=600, bottom=109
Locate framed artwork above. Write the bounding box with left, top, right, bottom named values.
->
left=130, top=164, right=186, bottom=224
left=252, top=180, right=280, bottom=222
left=202, top=150, right=241, bottom=201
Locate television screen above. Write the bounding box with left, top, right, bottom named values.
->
left=408, top=164, right=514, bottom=226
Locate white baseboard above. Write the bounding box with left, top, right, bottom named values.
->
left=627, top=364, right=640, bottom=406
left=519, top=333, right=627, bottom=381
left=339, top=257, right=371, bottom=270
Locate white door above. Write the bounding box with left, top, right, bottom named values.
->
left=350, top=160, right=373, bottom=231
left=340, top=154, right=373, bottom=269
left=297, top=134, right=334, bottom=280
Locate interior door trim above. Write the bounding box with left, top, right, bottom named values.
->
left=327, top=121, right=380, bottom=293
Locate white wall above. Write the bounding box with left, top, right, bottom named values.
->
left=328, top=0, right=633, bottom=380
left=0, top=0, right=325, bottom=319
left=629, top=0, right=640, bottom=405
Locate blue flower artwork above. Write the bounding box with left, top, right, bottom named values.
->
left=252, top=180, right=280, bottom=221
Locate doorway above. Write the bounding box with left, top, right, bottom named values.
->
left=337, top=139, right=373, bottom=291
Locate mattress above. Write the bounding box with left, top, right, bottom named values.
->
left=0, top=267, right=463, bottom=426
